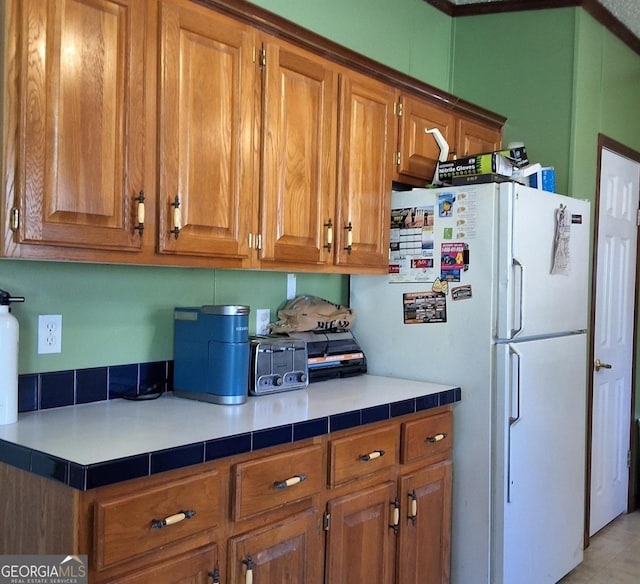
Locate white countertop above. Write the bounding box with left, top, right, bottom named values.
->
left=0, top=375, right=457, bottom=466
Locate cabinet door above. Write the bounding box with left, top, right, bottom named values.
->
left=455, top=116, right=501, bottom=158
left=158, top=0, right=256, bottom=261
left=335, top=71, right=395, bottom=271
left=397, top=461, right=452, bottom=584
left=108, top=544, right=218, bottom=584
left=259, top=38, right=337, bottom=266
left=396, top=95, right=455, bottom=185
left=228, top=508, right=322, bottom=584
left=325, top=481, right=396, bottom=584
left=15, top=0, right=145, bottom=251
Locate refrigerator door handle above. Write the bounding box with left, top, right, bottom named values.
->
left=511, top=258, right=524, bottom=338
left=507, top=345, right=521, bottom=503
left=508, top=345, right=521, bottom=425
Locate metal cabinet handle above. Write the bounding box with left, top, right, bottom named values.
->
left=170, top=195, right=181, bottom=239
left=150, top=509, right=195, bottom=529
left=359, top=450, right=385, bottom=462
left=425, top=432, right=447, bottom=443
left=324, top=219, right=333, bottom=251
left=134, top=190, right=145, bottom=235
left=208, top=563, right=220, bottom=583
left=243, top=555, right=254, bottom=584
left=344, top=221, right=353, bottom=254
left=595, top=359, right=612, bottom=371
left=408, top=490, right=417, bottom=525
left=390, top=497, right=400, bottom=534
left=274, top=474, right=307, bottom=489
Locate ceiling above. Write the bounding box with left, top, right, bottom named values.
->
left=429, top=0, right=640, bottom=51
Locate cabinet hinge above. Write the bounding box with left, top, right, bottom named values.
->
left=395, top=101, right=403, bottom=117
left=396, top=151, right=401, bottom=166
left=259, top=47, right=266, bottom=69
left=323, top=511, right=331, bottom=531
left=10, top=207, right=19, bottom=231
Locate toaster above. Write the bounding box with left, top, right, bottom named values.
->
left=249, top=337, right=309, bottom=395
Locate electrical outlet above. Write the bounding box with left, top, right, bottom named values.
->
left=256, top=309, right=271, bottom=336
left=38, top=314, right=62, bottom=354
left=287, top=273, right=297, bottom=300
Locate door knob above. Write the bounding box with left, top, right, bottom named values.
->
left=595, top=359, right=612, bottom=371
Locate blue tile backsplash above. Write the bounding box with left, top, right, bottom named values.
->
left=17, top=361, right=172, bottom=413
left=4, top=362, right=461, bottom=491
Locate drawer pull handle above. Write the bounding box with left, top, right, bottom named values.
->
left=390, top=497, right=400, bottom=534
left=150, top=509, right=196, bottom=529
left=408, top=489, right=417, bottom=525
left=426, top=432, right=447, bottom=443
left=243, top=555, right=254, bottom=584
left=274, top=474, right=307, bottom=489
left=359, top=450, right=385, bottom=462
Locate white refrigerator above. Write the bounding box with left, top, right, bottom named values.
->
left=350, top=182, right=591, bottom=584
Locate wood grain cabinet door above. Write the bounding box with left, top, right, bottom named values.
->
left=228, top=508, right=323, bottom=584
left=15, top=0, right=145, bottom=251
left=158, top=0, right=256, bottom=261
left=107, top=544, right=219, bottom=584
left=397, top=461, right=452, bottom=584
left=259, top=38, right=337, bottom=267
left=325, top=480, right=396, bottom=584
left=335, top=71, right=395, bottom=271
left=396, top=95, right=455, bottom=185
left=455, top=116, right=502, bottom=158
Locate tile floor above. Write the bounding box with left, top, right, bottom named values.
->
left=559, top=511, right=640, bottom=583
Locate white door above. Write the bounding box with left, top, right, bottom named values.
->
left=590, top=147, right=640, bottom=536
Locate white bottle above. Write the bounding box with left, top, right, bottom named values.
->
left=0, top=289, right=25, bottom=425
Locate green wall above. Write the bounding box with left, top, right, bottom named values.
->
left=571, top=10, right=640, bottom=197
left=248, top=0, right=454, bottom=90
left=451, top=8, right=578, bottom=196
left=1, top=260, right=347, bottom=374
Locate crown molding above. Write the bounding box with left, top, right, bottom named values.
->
left=424, top=0, right=640, bottom=55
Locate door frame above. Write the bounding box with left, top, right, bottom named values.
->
left=585, top=134, right=640, bottom=546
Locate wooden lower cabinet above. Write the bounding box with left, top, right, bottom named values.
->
left=0, top=406, right=453, bottom=584
left=325, top=481, right=397, bottom=584
left=107, top=544, right=219, bottom=584
left=228, top=509, right=323, bottom=583
left=397, top=461, right=452, bottom=584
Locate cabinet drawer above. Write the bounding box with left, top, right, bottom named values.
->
left=233, top=444, right=323, bottom=521
left=401, top=410, right=453, bottom=464
left=328, top=424, right=398, bottom=486
left=95, top=469, right=220, bottom=570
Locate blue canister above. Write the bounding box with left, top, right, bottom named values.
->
left=173, top=305, right=250, bottom=405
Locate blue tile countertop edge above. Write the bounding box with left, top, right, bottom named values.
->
left=0, top=380, right=461, bottom=491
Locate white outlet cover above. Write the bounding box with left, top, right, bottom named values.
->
left=256, top=309, right=271, bottom=336
left=38, top=314, right=62, bottom=354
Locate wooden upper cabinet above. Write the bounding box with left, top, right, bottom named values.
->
left=157, top=0, right=256, bottom=261
left=455, top=116, right=502, bottom=158
left=395, top=94, right=455, bottom=187
left=259, top=38, right=337, bottom=266
left=15, top=0, right=145, bottom=251
left=335, top=71, right=395, bottom=271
